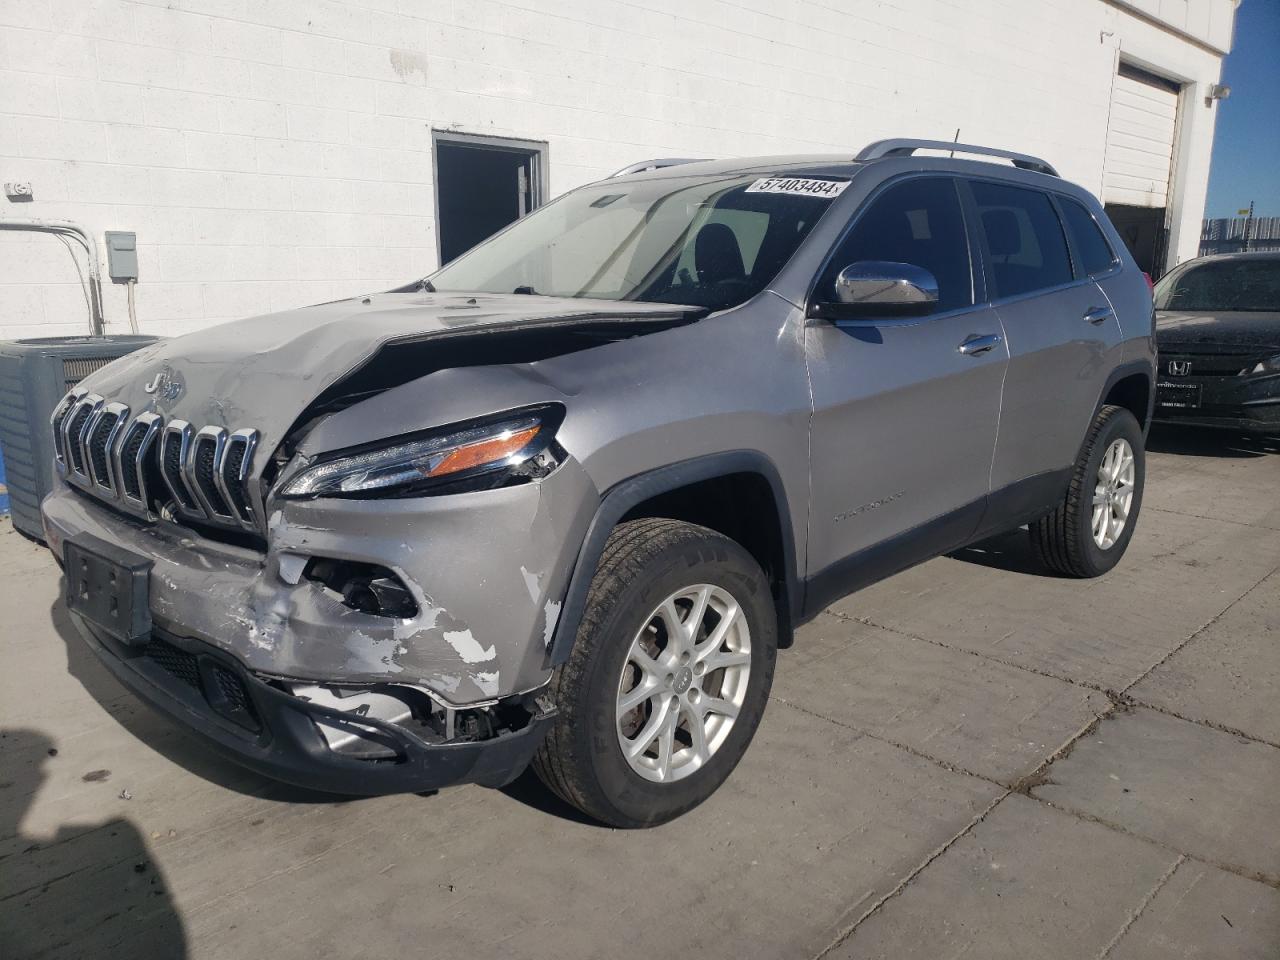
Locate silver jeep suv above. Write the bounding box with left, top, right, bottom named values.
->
left=42, top=139, right=1155, bottom=827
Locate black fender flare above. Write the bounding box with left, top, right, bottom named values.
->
left=547, top=450, right=801, bottom=666
left=1092, top=358, right=1157, bottom=436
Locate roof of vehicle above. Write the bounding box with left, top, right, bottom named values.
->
left=1180, top=250, right=1280, bottom=264
left=611, top=155, right=866, bottom=182
left=608, top=140, right=1063, bottom=184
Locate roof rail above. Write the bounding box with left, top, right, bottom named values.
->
left=610, top=158, right=709, bottom=178
left=855, top=139, right=1059, bottom=177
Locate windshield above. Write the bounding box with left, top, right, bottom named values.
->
left=1154, top=258, right=1280, bottom=313
left=427, top=174, right=847, bottom=311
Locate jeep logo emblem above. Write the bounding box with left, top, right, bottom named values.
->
left=1167, top=360, right=1192, bottom=376
left=143, top=369, right=183, bottom=402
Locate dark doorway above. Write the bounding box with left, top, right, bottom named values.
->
left=1105, top=203, right=1168, bottom=278
left=433, top=133, right=546, bottom=264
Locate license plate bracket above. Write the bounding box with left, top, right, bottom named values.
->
left=1156, top=381, right=1202, bottom=409
left=64, top=535, right=153, bottom=644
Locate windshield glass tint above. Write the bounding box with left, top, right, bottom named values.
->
left=428, top=174, right=845, bottom=311
left=1155, top=259, right=1280, bottom=312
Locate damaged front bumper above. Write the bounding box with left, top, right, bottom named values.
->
left=40, top=450, right=596, bottom=794
left=71, top=618, right=555, bottom=794
left=41, top=454, right=595, bottom=705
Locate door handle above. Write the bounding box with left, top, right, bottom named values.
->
left=958, top=333, right=1002, bottom=356
left=1084, top=306, right=1113, bottom=325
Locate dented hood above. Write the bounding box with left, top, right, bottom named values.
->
left=78, top=291, right=697, bottom=460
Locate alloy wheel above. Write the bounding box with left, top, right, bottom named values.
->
left=615, top=584, right=751, bottom=783
left=1092, top=437, right=1135, bottom=549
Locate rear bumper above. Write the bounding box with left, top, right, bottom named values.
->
left=71, top=614, right=554, bottom=796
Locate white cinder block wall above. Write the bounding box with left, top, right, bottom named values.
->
left=0, top=0, right=1234, bottom=340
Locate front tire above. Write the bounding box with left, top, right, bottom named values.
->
left=1030, top=404, right=1145, bottom=577
left=533, top=518, right=777, bottom=828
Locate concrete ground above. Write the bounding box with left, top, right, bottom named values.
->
left=2, top=426, right=1278, bottom=960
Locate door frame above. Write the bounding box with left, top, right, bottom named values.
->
left=430, top=130, right=550, bottom=266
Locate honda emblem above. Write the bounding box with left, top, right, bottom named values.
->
left=1167, top=360, right=1192, bottom=376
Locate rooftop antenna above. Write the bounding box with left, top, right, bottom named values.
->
left=950, top=128, right=960, bottom=159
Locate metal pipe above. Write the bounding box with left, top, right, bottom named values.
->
left=0, top=219, right=106, bottom=336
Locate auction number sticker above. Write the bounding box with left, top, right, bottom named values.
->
left=745, top=177, right=849, bottom=198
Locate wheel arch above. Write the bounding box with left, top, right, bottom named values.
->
left=1097, top=361, right=1155, bottom=433
left=547, top=451, right=801, bottom=667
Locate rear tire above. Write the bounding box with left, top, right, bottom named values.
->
left=533, top=518, right=777, bottom=828
left=1030, top=404, right=1145, bottom=578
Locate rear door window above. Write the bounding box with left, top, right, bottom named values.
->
left=818, top=177, right=974, bottom=313
left=1059, top=198, right=1118, bottom=276
left=970, top=181, right=1074, bottom=298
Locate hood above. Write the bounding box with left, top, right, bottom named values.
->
left=77, top=292, right=700, bottom=463
left=1155, top=310, right=1280, bottom=352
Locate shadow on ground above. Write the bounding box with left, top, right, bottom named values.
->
left=0, top=728, right=189, bottom=959
left=948, top=528, right=1059, bottom=577
left=498, top=767, right=602, bottom=826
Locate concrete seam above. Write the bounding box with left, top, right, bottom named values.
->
left=769, top=694, right=1002, bottom=786
left=1031, top=792, right=1280, bottom=889
left=824, top=611, right=1280, bottom=757
left=1096, top=854, right=1186, bottom=959
left=810, top=788, right=1011, bottom=960
left=1119, top=696, right=1280, bottom=751
left=837, top=609, right=1115, bottom=694
left=1145, top=504, right=1280, bottom=532
left=1120, top=561, right=1280, bottom=695
left=810, top=707, right=1114, bottom=958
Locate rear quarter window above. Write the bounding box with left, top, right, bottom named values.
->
left=1059, top=198, right=1118, bottom=276
left=970, top=181, right=1074, bottom=299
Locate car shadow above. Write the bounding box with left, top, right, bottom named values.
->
left=948, top=527, right=1062, bottom=578
left=0, top=727, right=189, bottom=959
left=1146, top=424, right=1280, bottom=458
left=497, top=767, right=604, bottom=827
left=49, top=594, right=345, bottom=805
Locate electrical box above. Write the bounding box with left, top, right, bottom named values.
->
left=104, top=231, right=138, bottom=281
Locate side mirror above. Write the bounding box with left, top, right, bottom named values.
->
left=812, top=261, right=940, bottom=320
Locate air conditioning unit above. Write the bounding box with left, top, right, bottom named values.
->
left=0, top=335, right=158, bottom=541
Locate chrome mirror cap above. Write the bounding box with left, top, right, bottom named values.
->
left=833, top=261, right=940, bottom=307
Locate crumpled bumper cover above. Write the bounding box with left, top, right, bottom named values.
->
left=40, top=454, right=596, bottom=705
left=72, top=615, right=555, bottom=795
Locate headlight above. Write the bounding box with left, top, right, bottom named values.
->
left=1243, top=354, right=1280, bottom=376
left=279, top=407, right=563, bottom=499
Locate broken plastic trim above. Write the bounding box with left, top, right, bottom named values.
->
left=278, top=403, right=566, bottom=500
left=280, top=680, right=544, bottom=761
left=302, top=558, right=418, bottom=618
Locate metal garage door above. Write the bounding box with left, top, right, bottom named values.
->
left=1102, top=64, right=1180, bottom=208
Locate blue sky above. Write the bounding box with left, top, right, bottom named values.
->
left=1204, top=0, right=1280, bottom=218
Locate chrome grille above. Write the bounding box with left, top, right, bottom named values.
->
left=115, top=414, right=159, bottom=503
left=62, top=395, right=101, bottom=478
left=87, top=402, right=129, bottom=491
left=50, top=395, right=75, bottom=465
left=219, top=430, right=257, bottom=524
left=191, top=426, right=232, bottom=519
left=1159, top=351, right=1273, bottom=377
left=54, top=390, right=260, bottom=532
left=160, top=421, right=199, bottom=512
